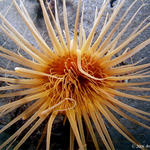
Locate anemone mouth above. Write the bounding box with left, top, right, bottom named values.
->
left=48, top=52, right=106, bottom=81
left=42, top=52, right=108, bottom=112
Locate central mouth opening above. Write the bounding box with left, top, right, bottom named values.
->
left=39, top=53, right=109, bottom=112
left=47, top=53, right=106, bottom=85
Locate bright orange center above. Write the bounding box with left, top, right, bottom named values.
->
left=48, top=53, right=105, bottom=81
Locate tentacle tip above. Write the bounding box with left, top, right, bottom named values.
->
left=15, top=67, right=20, bottom=71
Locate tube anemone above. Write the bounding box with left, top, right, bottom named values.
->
left=0, top=0, right=150, bottom=150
